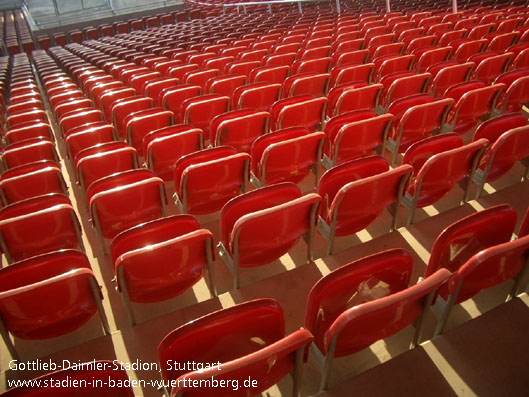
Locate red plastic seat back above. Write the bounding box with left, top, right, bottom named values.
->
left=271, top=95, right=327, bottom=132
left=391, top=98, right=454, bottom=152
left=0, top=160, right=65, bottom=205
left=182, top=95, right=230, bottom=136
left=449, top=234, right=529, bottom=303
left=426, top=204, right=517, bottom=299
left=407, top=138, right=489, bottom=207
left=2, top=139, right=58, bottom=169
left=124, top=108, right=173, bottom=155
left=144, top=125, right=204, bottom=181
left=112, top=96, right=153, bottom=139
left=115, top=225, right=212, bottom=302
left=322, top=157, right=412, bottom=235
left=228, top=191, right=320, bottom=266
left=253, top=129, right=325, bottom=185
left=334, top=83, right=382, bottom=115
left=4, top=122, right=53, bottom=145
left=0, top=250, right=98, bottom=339
left=473, top=112, right=527, bottom=144
left=210, top=109, right=269, bottom=152
left=75, top=142, right=138, bottom=190
left=89, top=170, right=165, bottom=239
left=174, top=147, right=250, bottom=214
left=158, top=299, right=285, bottom=387
left=206, top=74, right=247, bottom=98
left=99, top=87, right=136, bottom=121
left=429, top=62, right=474, bottom=98
left=305, top=249, right=448, bottom=356
left=283, top=73, right=330, bottom=98
left=65, top=123, right=115, bottom=160
left=495, top=73, right=529, bottom=113
left=479, top=125, right=529, bottom=181
left=232, top=82, right=281, bottom=111
left=161, top=85, right=201, bottom=123
left=0, top=199, right=82, bottom=262
left=447, top=83, right=505, bottom=133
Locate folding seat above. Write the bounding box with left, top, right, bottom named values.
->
left=379, top=72, right=431, bottom=112
left=329, top=83, right=383, bottom=117
left=123, top=108, right=173, bottom=156
left=209, top=109, right=269, bottom=152
left=472, top=112, right=527, bottom=147
left=434, top=233, right=529, bottom=336
left=65, top=122, right=116, bottom=160
left=152, top=59, right=182, bottom=77
left=59, top=108, right=104, bottom=138
left=2, top=359, right=133, bottom=395
left=283, top=73, right=330, bottom=98
left=203, top=55, right=234, bottom=71
left=331, top=38, right=364, bottom=53
left=237, top=49, right=268, bottom=62
left=400, top=134, right=489, bottom=224
left=87, top=169, right=166, bottom=249
left=270, top=95, right=327, bottom=132
left=75, top=142, right=139, bottom=191
left=470, top=124, right=529, bottom=197
left=181, top=94, right=230, bottom=137
left=0, top=250, right=110, bottom=359
left=323, top=110, right=393, bottom=169
left=291, top=57, right=331, bottom=75
left=449, top=38, right=487, bottom=63
left=167, top=64, right=199, bottom=81
left=329, top=63, right=375, bottom=87
left=231, top=82, right=282, bottom=112
left=471, top=52, right=514, bottom=85
left=90, top=80, right=124, bottom=104
left=510, top=45, right=529, bottom=69
left=385, top=96, right=454, bottom=164
left=48, top=89, right=84, bottom=111
left=298, top=46, right=332, bottom=60
left=403, top=35, right=436, bottom=55
left=181, top=68, right=218, bottom=92
left=129, top=71, right=162, bottom=95
left=143, top=125, right=204, bottom=181
left=250, top=127, right=325, bottom=188
left=172, top=145, right=249, bottom=214
left=437, top=29, right=468, bottom=47
left=0, top=194, right=84, bottom=263
left=492, top=69, right=529, bottom=114
left=98, top=87, right=136, bottom=120
left=158, top=298, right=313, bottom=395
left=305, top=248, right=451, bottom=390
left=398, top=27, right=426, bottom=43
left=374, top=54, right=415, bottom=81
left=6, top=109, right=47, bottom=129
left=4, top=122, right=54, bottom=145
left=427, top=62, right=473, bottom=99
left=2, top=138, right=59, bottom=169
left=0, top=160, right=67, bottom=205
left=109, top=215, right=216, bottom=325
left=224, top=60, right=260, bottom=77
left=414, top=47, right=451, bottom=73
left=187, top=52, right=216, bottom=68
left=6, top=98, right=43, bottom=115
left=54, top=98, right=94, bottom=120
left=486, top=32, right=520, bottom=53
left=467, top=23, right=496, bottom=40
left=317, top=156, right=412, bottom=253
left=205, top=74, right=247, bottom=98
left=371, top=42, right=405, bottom=61
left=111, top=96, right=154, bottom=139
left=331, top=49, right=370, bottom=67
left=262, top=52, right=298, bottom=67
left=247, top=65, right=289, bottom=85
left=442, top=82, right=505, bottom=134
left=426, top=204, right=517, bottom=280
left=217, top=183, right=320, bottom=288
